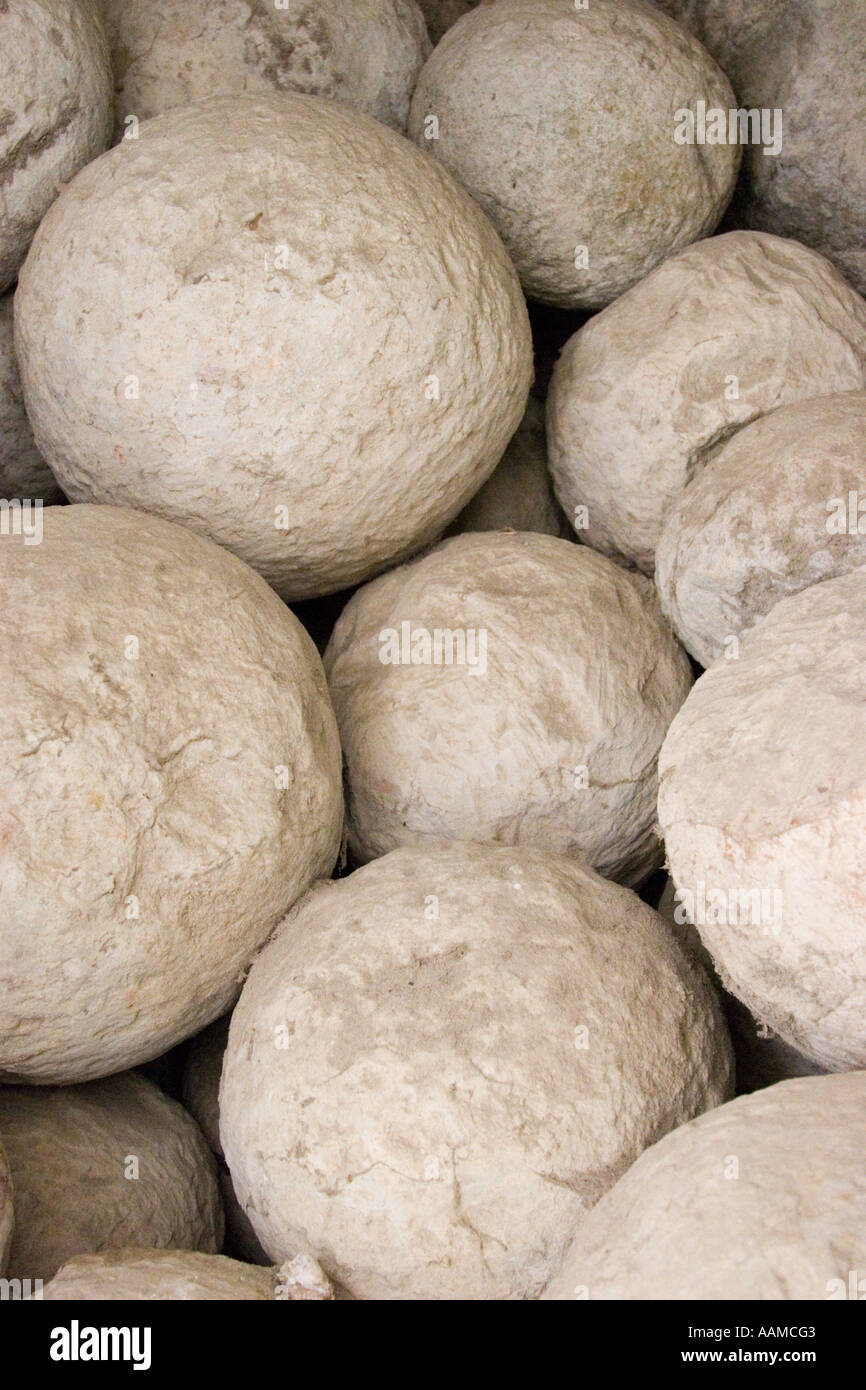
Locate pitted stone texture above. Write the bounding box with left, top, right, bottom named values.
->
left=0, top=504, right=342, bottom=1084
left=14, top=93, right=532, bottom=600
left=409, top=0, right=738, bottom=309
left=0, top=0, right=112, bottom=292
left=0, top=1073, right=222, bottom=1283
left=548, top=232, right=866, bottom=574
left=324, top=531, right=692, bottom=886
left=103, top=0, right=430, bottom=138
left=544, top=1073, right=866, bottom=1300
left=657, top=392, right=866, bottom=667
left=220, top=843, right=732, bottom=1299
left=658, top=0, right=866, bottom=296
left=659, top=567, right=866, bottom=1071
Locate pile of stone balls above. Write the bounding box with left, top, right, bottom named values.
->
left=0, top=0, right=864, bottom=1303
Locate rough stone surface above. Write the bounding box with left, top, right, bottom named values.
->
left=102, top=0, right=430, bottom=138
left=0, top=1072, right=223, bottom=1283
left=0, top=1138, right=12, bottom=1275
left=658, top=0, right=866, bottom=296
left=658, top=567, right=866, bottom=1071
left=0, top=295, right=59, bottom=501
left=0, top=0, right=113, bottom=292
left=448, top=398, right=568, bottom=537
left=15, top=93, right=532, bottom=601
left=0, top=504, right=342, bottom=1085
left=325, top=531, right=692, bottom=885
left=409, top=0, right=738, bottom=309
left=548, top=232, right=866, bottom=573
left=544, top=1072, right=866, bottom=1299
left=42, top=1248, right=333, bottom=1300
left=656, top=392, right=866, bottom=667
left=220, top=843, right=733, bottom=1300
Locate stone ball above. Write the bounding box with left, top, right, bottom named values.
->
left=656, top=392, right=866, bottom=667
left=658, top=0, right=866, bottom=296
left=408, top=0, right=738, bottom=308
left=544, top=1072, right=866, bottom=1299
left=42, top=1248, right=333, bottom=1300
left=548, top=231, right=866, bottom=574
left=14, top=93, right=532, bottom=601
left=0, top=504, right=342, bottom=1084
left=220, top=843, right=732, bottom=1299
left=0, top=1072, right=222, bottom=1283
left=0, top=0, right=113, bottom=292
left=658, top=566, right=866, bottom=1071
left=324, top=531, right=692, bottom=885
left=102, top=0, right=430, bottom=139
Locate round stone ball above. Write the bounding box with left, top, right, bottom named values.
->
left=220, top=843, right=733, bottom=1300
left=0, top=1139, right=12, bottom=1275
left=654, top=0, right=785, bottom=87
left=103, top=0, right=430, bottom=139
left=544, top=1072, right=866, bottom=1300
left=42, top=1248, right=333, bottom=1301
left=656, top=392, right=866, bottom=667
left=658, top=566, right=866, bottom=1072
left=324, top=531, right=692, bottom=886
left=548, top=231, right=866, bottom=574
left=14, top=94, right=532, bottom=602
left=447, top=398, right=568, bottom=537
left=659, top=0, right=866, bottom=297
left=0, top=294, right=60, bottom=501
left=0, top=0, right=113, bottom=292
left=0, top=504, right=342, bottom=1085
left=0, top=1073, right=222, bottom=1283
left=408, top=0, right=739, bottom=309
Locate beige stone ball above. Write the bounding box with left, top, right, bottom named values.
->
left=656, top=392, right=866, bottom=667
left=102, top=0, right=430, bottom=139
left=14, top=93, right=532, bottom=600
left=325, top=531, right=692, bottom=886
left=548, top=232, right=866, bottom=574
left=659, top=0, right=866, bottom=296
left=544, top=1073, right=866, bottom=1299
left=0, top=505, right=342, bottom=1085
left=0, top=1073, right=222, bottom=1283
left=658, top=566, right=866, bottom=1071
left=42, top=1248, right=333, bottom=1300
left=0, top=0, right=113, bottom=291
left=220, top=843, right=732, bottom=1299
left=409, top=0, right=738, bottom=308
